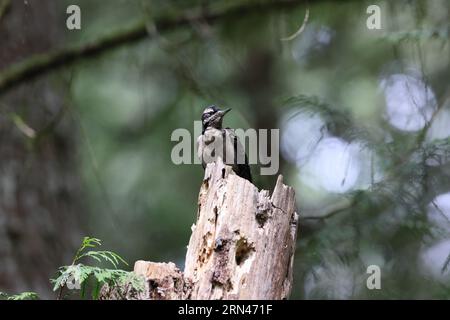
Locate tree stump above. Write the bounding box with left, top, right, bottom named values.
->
left=126, top=160, right=298, bottom=300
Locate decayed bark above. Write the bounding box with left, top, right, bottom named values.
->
left=100, top=261, right=192, bottom=300
left=130, top=160, right=298, bottom=300
left=185, top=160, right=298, bottom=299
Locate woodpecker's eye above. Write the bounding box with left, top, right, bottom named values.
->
left=202, top=111, right=215, bottom=121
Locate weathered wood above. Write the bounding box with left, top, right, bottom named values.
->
left=99, top=261, right=191, bottom=300
left=133, top=261, right=192, bottom=300
left=184, top=160, right=298, bottom=299
left=121, top=160, right=298, bottom=300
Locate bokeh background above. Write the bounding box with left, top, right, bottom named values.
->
left=1, top=0, right=450, bottom=299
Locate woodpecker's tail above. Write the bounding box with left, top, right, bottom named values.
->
left=236, top=164, right=252, bottom=183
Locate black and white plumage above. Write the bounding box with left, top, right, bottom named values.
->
left=197, top=105, right=252, bottom=182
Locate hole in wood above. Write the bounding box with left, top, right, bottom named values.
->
left=235, top=237, right=255, bottom=266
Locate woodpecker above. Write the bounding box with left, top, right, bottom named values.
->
left=197, top=105, right=252, bottom=182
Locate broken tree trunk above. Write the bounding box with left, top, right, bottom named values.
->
left=107, top=160, right=298, bottom=300
left=184, top=160, right=298, bottom=299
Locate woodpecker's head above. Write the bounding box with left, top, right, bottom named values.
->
left=201, top=105, right=231, bottom=133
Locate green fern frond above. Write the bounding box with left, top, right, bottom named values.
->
left=51, top=236, right=140, bottom=300
left=78, top=250, right=128, bottom=268
left=0, top=291, right=39, bottom=300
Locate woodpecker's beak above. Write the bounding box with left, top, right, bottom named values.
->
left=220, top=108, right=232, bottom=117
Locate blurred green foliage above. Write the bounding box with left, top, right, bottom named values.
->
left=48, top=0, right=450, bottom=298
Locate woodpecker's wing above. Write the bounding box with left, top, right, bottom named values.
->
left=196, top=134, right=206, bottom=169
left=223, top=128, right=252, bottom=182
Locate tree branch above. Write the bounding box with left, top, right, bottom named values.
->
left=0, top=0, right=304, bottom=96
